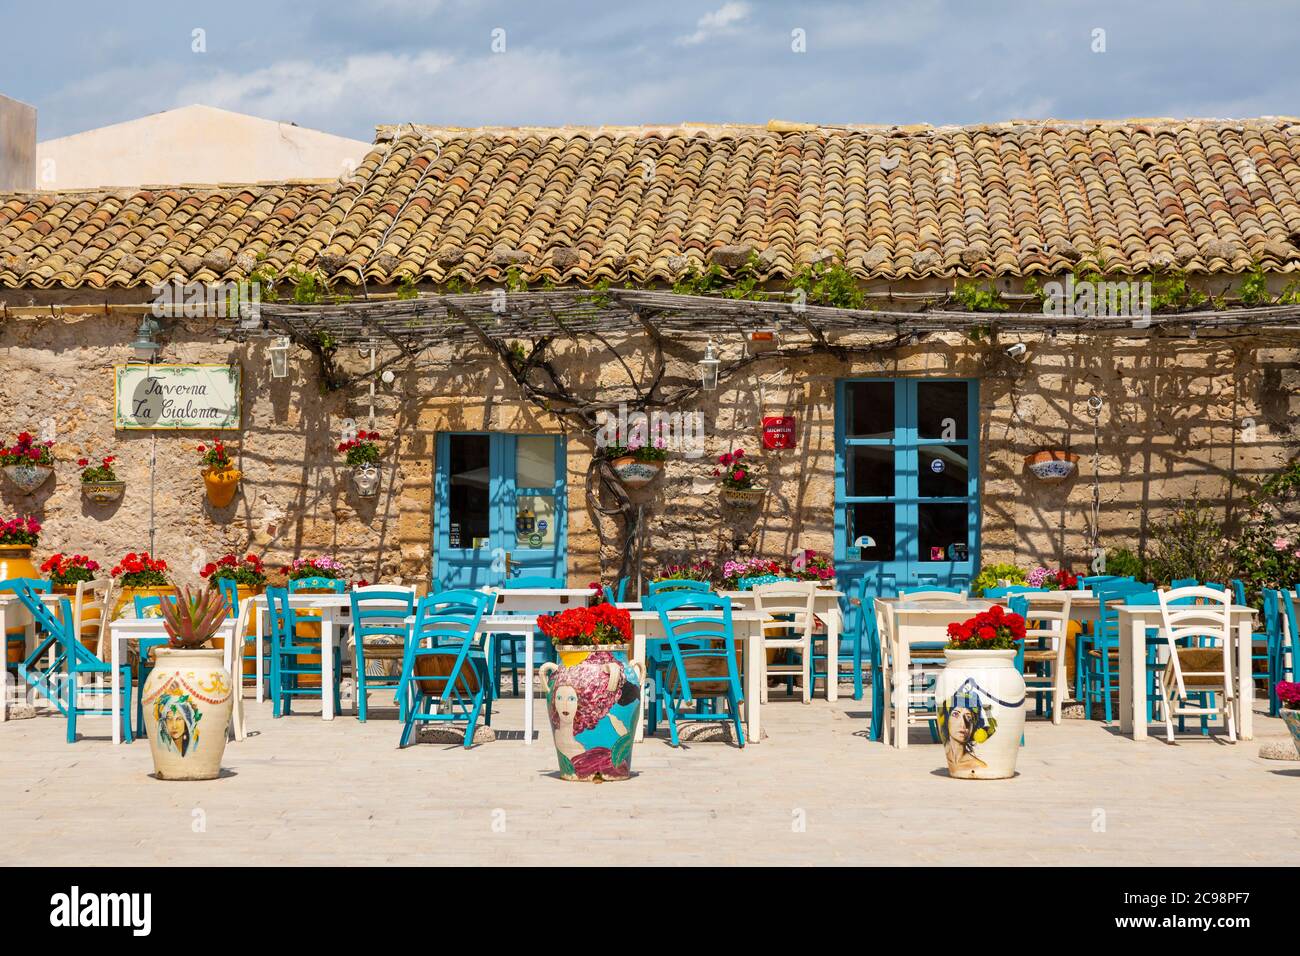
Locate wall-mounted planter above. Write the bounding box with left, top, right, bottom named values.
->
left=82, top=480, right=126, bottom=504
left=610, top=456, right=662, bottom=489
left=351, top=463, right=382, bottom=498
left=203, top=467, right=241, bottom=507
left=720, top=487, right=766, bottom=508
left=1, top=463, right=52, bottom=494
left=1024, top=450, right=1079, bottom=482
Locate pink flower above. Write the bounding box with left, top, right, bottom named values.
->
left=1274, top=537, right=1290, bottom=550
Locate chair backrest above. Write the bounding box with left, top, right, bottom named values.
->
left=1094, top=580, right=1155, bottom=639
left=0, top=577, right=50, bottom=593
left=1281, top=588, right=1300, bottom=664
left=350, top=587, right=416, bottom=644
left=1262, top=588, right=1282, bottom=643
left=1081, top=574, right=1132, bottom=588
left=648, top=579, right=711, bottom=594
left=133, top=592, right=176, bottom=619
left=266, top=587, right=293, bottom=647
left=1231, top=579, right=1248, bottom=607
left=602, top=577, right=630, bottom=605
left=289, top=576, right=345, bottom=593
left=897, top=586, right=968, bottom=601
left=72, top=576, right=112, bottom=647
left=752, top=580, right=818, bottom=642
left=654, top=590, right=740, bottom=700
left=504, top=576, right=565, bottom=589
left=1157, top=585, right=1232, bottom=697
left=1170, top=577, right=1198, bottom=589
left=217, top=577, right=241, bottom=613
left=983, top=585, right=1044, bottom=599
left=406, top=590, right=493, bottom=685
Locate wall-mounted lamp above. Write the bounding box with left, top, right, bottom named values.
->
left=129, top=315, right=163, bottom=362
left=699, top=339, right=721, bottom=391
left=268, top=336, right=291, bottom=379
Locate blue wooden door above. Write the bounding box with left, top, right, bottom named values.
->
left=434, top=433, right=566, bottom=591
left=835, top=379, right=979, bottom=598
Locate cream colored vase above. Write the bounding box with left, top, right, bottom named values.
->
left=934, top=649, right=1026, bottom=780
left=141, top=648, right=233, bottom=781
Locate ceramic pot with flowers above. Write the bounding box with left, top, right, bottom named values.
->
left=934, top=604, right=1028, bottom=780
left=200, top=553, right=267, bottom=677
left=1277, top=682, right=1300, bottom=756
left=339, top=430, right=382, bottom=498
left=108, top=552, right=171, bottom=620
left=0, top=431, right=56, bottom=493
left=142, top=587, right=233, bottom=781
left=714, top=448, right=764, bottom=507
left=0, top=515, right=42, bottom=665
left=281, top=557, right=348, bottom=687
left=198, top=440, right=240, bottom=508
left=41, top=553, right=105, bottom=653
left=78, top=454, right=125, bottom=503
left=1024, top=450, right=1079, bottom=482
left=536, top=605, right=644, bottom=782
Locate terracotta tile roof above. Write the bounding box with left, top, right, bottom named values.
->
left=5, top=117, right=1300, bottom=290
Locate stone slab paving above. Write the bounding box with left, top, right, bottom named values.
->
left=2, top=690, right=1296, bottom=866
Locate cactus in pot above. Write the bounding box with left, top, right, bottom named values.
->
left=160, top=585, right=228, bottom=649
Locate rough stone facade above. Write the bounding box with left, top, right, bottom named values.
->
left=1, top=309, right=1298, bottom=590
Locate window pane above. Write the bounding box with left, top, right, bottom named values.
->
left=847, top=445, right=894, bottom=497
left=918, top=503, right=970, bottom=562
left=918, top=445, right=969, bottom=497
left=849, top=504, right=895, bottom=561
left=448, top=435, right=490, bottom=549
left=513, top=493, right=557, bottom=549
left=516, top=435, right=556, bottom=488
left=916, top=381, right=968, bottom=439
left=845, top=382, right=893, bottom=439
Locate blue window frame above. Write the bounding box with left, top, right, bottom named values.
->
left=834, top=379, right=979, bottom=597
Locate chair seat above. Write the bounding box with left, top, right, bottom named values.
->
left=1023, top=649, right=1057, bottom=663
left=1087, top=648, right=1120, bottom=659
left=360, top=643, right=406, bottom=659
left=1175, top=648, right=1227, bottom=688
left=413, top=653, right=482, bottom=693
left=666, top=657, right=734, bottom=696
left=911, top=647, right=945, bottom=659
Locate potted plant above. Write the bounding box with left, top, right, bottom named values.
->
left=653, top=558, right=718, bottom=586
left=1024, top=449, right=1079, bottom=481
left=0, top=515, right=42, bottom=667
left=198, top=440, right=240, bottom=507
left=604, top=428, right=668, bottom=489
left=1026, top=566, right=1079, bottom=591
left=0, top=431, right=55, bottom=493
left=788, top=549, right=837, bottom=588
left=339, top=430, right=383, bottom=497
left=973, top=563, right=1028, bottom=596
left=279, top=556, right=348, bottom=685
left=40, top=553, right=104, bottom=651
left=200, top=553, right=267, bottom=675
left=536, top=604, right=643, bottom=782
left=935, top=604, right=1028, bottom=779
left=714, top=448, right=764, bottom=507
left=78, top=454, right=125, bottom=503
left=108, top=551, right=172, bottom=620
left=1276, top=682, right=1300, bottom=756
left=143, top=586, right=234, bottom=781
left=719, top=556, right=784, bottom=590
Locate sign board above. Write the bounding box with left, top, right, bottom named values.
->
left=114, top=364, right=241, bottom=430
left=761, top=416, right=797, bottom=450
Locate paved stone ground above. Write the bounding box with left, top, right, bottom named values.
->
left=2, top=686, right=1296, bottom=866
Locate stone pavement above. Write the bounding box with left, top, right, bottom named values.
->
left=2, top=688, right=1296, bottom=866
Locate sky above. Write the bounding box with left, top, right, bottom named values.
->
left=4, top=0, right=1300, bottom=143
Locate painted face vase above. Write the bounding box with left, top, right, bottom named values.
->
left=934, top=649, right=1026, bottom=779
left=538, top=647, right=644, bottom=781
left=142, top=648, right=233, bottom=780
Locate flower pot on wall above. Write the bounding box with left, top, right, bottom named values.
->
left=2, top=464, right=52, bottom=494
left=142, top=647, right=233, bottom=781
left=82, top=480, right=126, bottom=504
left=203, top=467, right=241, bottom=507
left=610, top=456, right=662, bottom=489
left=538, top=645, right=643, bottom=782
left=1024, top=450, right=1079, bottom=482
left=351, top=463, right=381, bottom=498
left=720, top=487, right=765, bottom=508
left=934, top=649, right=1026, bottom=779
left=0, top=544, right=39, bottom=666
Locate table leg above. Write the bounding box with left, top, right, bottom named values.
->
left=321, top=610, right=335, bottom=721
left=255, top=603, right=265, bottom=704
left=745, top=621, right=761, bottom=743
left=523, top=628, right=534, bottom=746
left=632, top=627, right=647, bottom=743
left=1124, top=614, right=1146, bottom=739
left=111, top=631, right=122, bottom=745
left=825, top=609, right=840, bottom=703
left=1237, top=616, right=1254, bottom=741
left=893, top=641, right=909, bottom=749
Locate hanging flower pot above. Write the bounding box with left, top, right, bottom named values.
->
left=720, top=487, right=766, bottom=508
left=78, top=454, right=124, bottom=503
left=714, top=448, right=763, bottom=508
left=351, top=463, right=382, bottom=498
left=610, top=455, right=662, bottom=489
left=0, top=431, right=56, bottom=494
left=197, top=439, right=240, bottom=507
left=1024, top=450, right=1079, bottom=482
left=2, top=464, right=53, bottom=494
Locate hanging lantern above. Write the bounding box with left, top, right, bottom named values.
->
left=699, top=339, right=721, bottom=391
left=129, top=315, right=163, bottom=362
left=268, top=336, right=291, bottom=379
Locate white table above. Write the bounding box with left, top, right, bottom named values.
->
left=0, top=590, right=63, bottom=721
left=486, top=587, right=593, bottom=614
left=248, top=593, right=352, bottom=720
left=722, top=589, right=845, bottom=700
left=106, top=617, right=238, bottom=745
left=628, top=609, right=764, bottom=743
left=1117, top=603, right=1258, bottom=741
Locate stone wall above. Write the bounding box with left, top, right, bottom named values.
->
left=1, top=310, right=1297, bottom=589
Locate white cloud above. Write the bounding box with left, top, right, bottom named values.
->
left=677, top=2, right=751, bottom=46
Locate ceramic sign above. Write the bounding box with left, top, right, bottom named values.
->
left=115, top=364, right=241, bottom=430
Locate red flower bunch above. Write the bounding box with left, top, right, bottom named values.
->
left=1051, top=568, right=1078, bottom=590
left=1276, top=682, right=1300, bottom=711
left=199, top=553, right=267, bottom=588
left=338, top=431, right=381, bottom=467
left=946, top=603, right=1027, bottom=650
left=0, top=431, right=55, bottom=468
left=537, top=603, right=632, bottom=647
left=78, top=455, right=119, bottom=483
left=0, top=514, right=42, bottom=546
left=711, top=448, right=755, bottom=490
left=40, top=553, right=101, bottom=586
left=110, top=551, right=169, bottom=587
left=197, top=440, right=233, bottom=470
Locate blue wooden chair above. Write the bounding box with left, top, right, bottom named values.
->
left=217, top=578, right=266, bottom=694
left=350, top=587, right=415, bottom=721
left=2, top=577, right=50, bottom=676
left=6, top=578, right=62, bottom=710
left=270, top=586, right=343, bottom=717
left=983, top=584, right=1041, bottom=599
left=806, top=574, right=871, bottom=707
left=132, top=593, right=178, bottom=735
left=1258, top=588, right=1284, bottom=716
left=602, top=577, right=630, bottom=605
left=397, top=590, right=494, bottom=748
left=654, top=591, right=745, bottom=747
left=492, top=575, right=562, bottom=698
left=1080, top=581, right=1154, bottom=723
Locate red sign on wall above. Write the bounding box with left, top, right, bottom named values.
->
left=761, top=416, right=797, bottom=450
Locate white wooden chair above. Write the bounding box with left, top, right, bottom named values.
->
left=752, top=581, right=819, bottom=704
left=1155, top=586, right=1235, bottom=742
left=1012, top=591, right=1072, bottom=724
left=71, top=577, right=113, bottom=657
left=898, top=589, right=969, bottom=602
left=874, top=597, right=947, bottom=747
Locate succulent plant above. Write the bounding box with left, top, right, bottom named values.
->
left=160, top=585, right=228, bottom=649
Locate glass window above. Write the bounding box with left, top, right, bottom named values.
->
left=516, top=435, right=556, bottom=488
left=918, top=503, right=970, bottom=562
left=845, top=382, right=893, bottom=439
left=847, top=445, right=894, bottom=498
left=916, top=381, right=968, bottom=439
left=448, top=435, right=490, bottom=549
left=917, top=445, right=969, bottom=497
left=849, top=504, right=895, bottom=561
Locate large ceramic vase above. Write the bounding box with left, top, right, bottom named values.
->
left=203, top=466, right=241, bottom=508
left=1281, top=707, right=1300, bottom=757
left=538, top=644, right=645, bottom=782
left=0, top=544, right=39, bottom=666
left=934, top=649, right=1026, bottom=780
left=142, top=648, right=233, bottom=781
